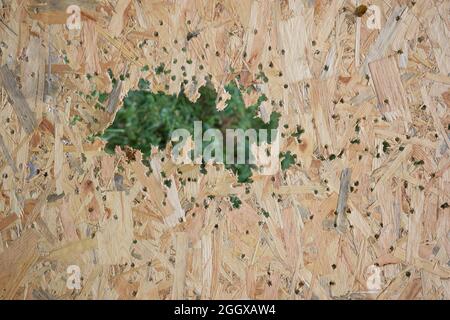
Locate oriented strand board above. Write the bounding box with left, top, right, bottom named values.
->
left=369, top=56, right=411, bottom=122
left=0, top=0, right=449, bottom=300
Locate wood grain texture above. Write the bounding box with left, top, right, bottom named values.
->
left=0, top=65, right=37, bottom=134
left=0, top=0, right=448, bottom=300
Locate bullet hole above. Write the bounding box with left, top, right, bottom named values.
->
left=312, top=40, right=316, bottom=46
left=331, top=264, right=337, bottom=270
left=440, top=202, right=449, bottom=209
left=214, top=224, right=219, bottom=229
left=281, top=49, right=285, bottom=55
left=154, top=31, right=159, bottom=37
left=329, top=281, right=335, bottom=286
left=187, top=31, right=199, bottom=41
left=113, top=215, right=118, bottom=220
left=283, top=84, right=288, bottom=89
left=405, top=271, right=411, bottom=277
left=133, top=239, right=137, bottom=244
left=324, top=65, right=329, bottom=71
